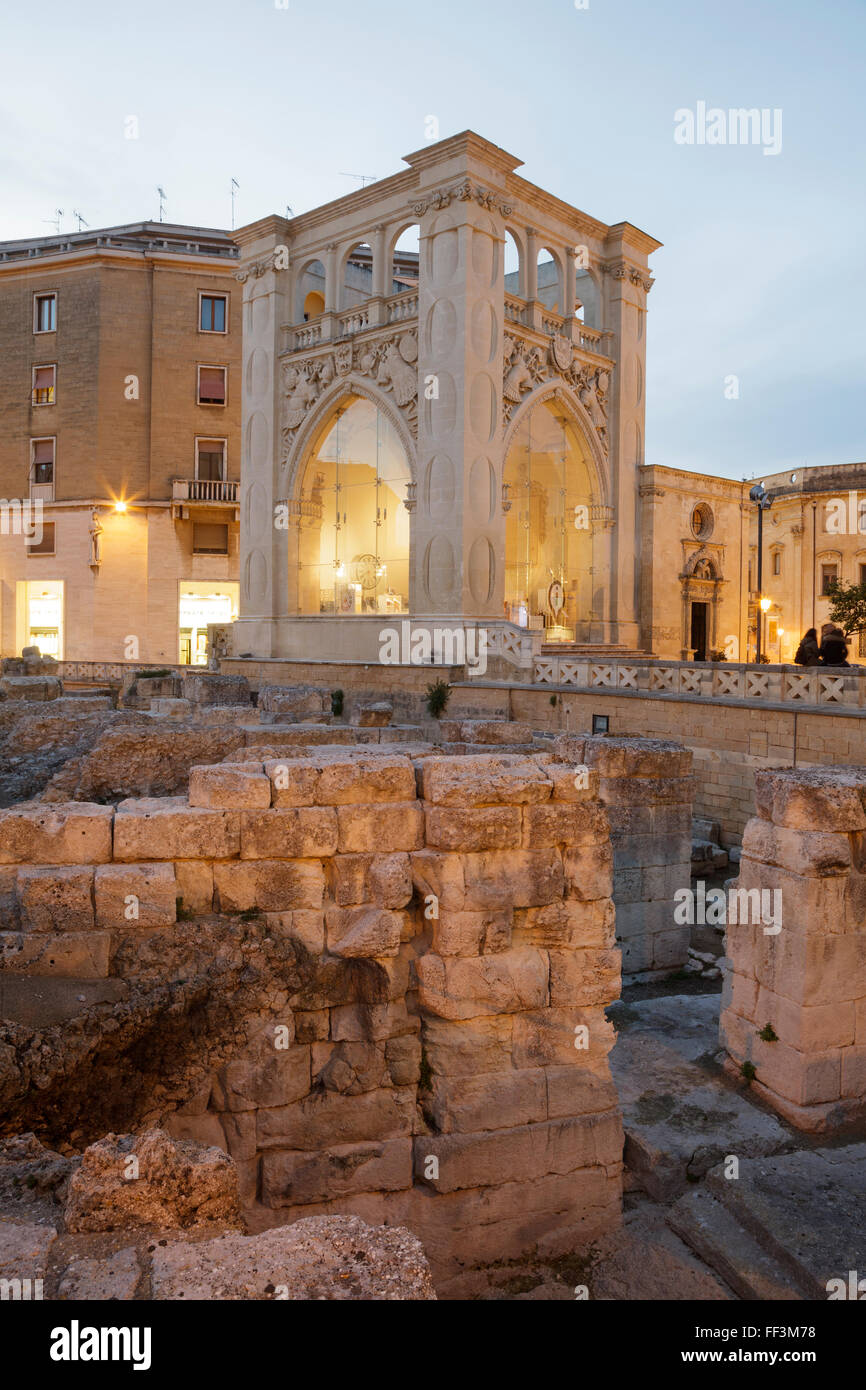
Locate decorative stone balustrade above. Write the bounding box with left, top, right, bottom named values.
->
left=533, top=657, right=866, bottom=710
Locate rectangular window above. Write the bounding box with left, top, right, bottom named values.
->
left=34, top=293, right=57, bottom=333
left=32, top=365, right=56, bottom=406
left=192, top=522, right=229, bottom=554
left=197, top=365, right=227, bottom=406
left=772, top=552, right=781, bottom=576
left=200, top=294, right=227, bottom=333
left=821, top=563, right=838, bottom=596
left=31, top=437, right=55, bottom=485
left=195, top=438, right=226, bottom=481
left=860, top=564, right=866, bottom=589
left=27, top=522, right=55, bottom=556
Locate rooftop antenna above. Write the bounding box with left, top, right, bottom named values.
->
left=157, top=186, right=167, bottom=223
left=230, top=177, right=239, bottom=231
left=285, top=203, right=294, bottom=220
left=72, top=210, right=90, bottom=232
left=339, top=172, right=376, bottom=188
left=42, top=208, right=63, bottom=234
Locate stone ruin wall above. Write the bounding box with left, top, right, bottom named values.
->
left=720, top=766, right=866, bottom=1132
left=0, top=746, right=626, bottom=1294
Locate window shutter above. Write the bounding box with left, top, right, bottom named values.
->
left=199, top=367, right=226, bottom=403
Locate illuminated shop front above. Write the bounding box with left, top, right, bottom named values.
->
left=18, top=579, right=64, bottom=659
left=178, top=582, right=239, bottom=665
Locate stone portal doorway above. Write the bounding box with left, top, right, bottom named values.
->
left=690, top=602, right=708, bottom=661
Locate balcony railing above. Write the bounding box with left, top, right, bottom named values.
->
left=172, top=478, right=238, bottom=504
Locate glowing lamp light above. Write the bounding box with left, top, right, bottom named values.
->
left=760, top=597, right=772, bottom=613
left=114, top=500, right=127, bottom=514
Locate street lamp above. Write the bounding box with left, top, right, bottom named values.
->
left=760, top=596, right=772, bottom=663
left=749, top=483, right=774, bottom=661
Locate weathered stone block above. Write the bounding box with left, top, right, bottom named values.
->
left=426, top=1070, right=547, bottom=1133
left=0, top=931, right=110, bottom=977
left=424, top=805, right=521, bottom=851
left=410, top=851, right=465, bottom=911
left=213, top=1047, right=311, bottom=1112
left=17, top=867, right=94, bottom=931
left=461, top=850, right=564, bottom=909
left=523, top=802, right=609, bottom=849
left=416, top=947, right=548, bottom=1019
left=512, top=1007, right=615, bottom=1070
left=0, top=804, right=113, bottom=865
left=265, top=759, right=321, bottom=807
left=265, top=910, right=326, bottom=955
left=368, top=853, right=412, bottom=909
left=514, top=899, right=615, bottom=950
left=432, top=908, right=512, bottom=957
left=188, top=763, right=271, bottom=810
left=256, top=1086, right=418, bottom=1151
left=336, top=803, right=423, bottom=853
left=316, top=755, right=416, bottom=805
left=755, top=767, right=866, bottom=832
left=418, top=755, right=552, bottom=807
left=422, top=1015, right=513, bottom=1076
left=174, top=861, right=214, bottom=916
left=114, top=798, right=240, bottom=862
left=326, top=906, right=404, bottom=958
left=94, top=864, right=176, bottom=928
left=240, top=808, right=338, bottom=860
left=181, top=671, right=250, bottom=707
left=261, top=1138, right=411, bottom=1207
left=414, top=1110, right=623, bottom=1192
left=548, top=948, right=621, bottom=1007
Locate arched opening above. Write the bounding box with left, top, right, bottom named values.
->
left=292, top=394, right=411, bottom=616
left=296, top=259, right=326, bottom=322
left=504, top=398, right=597, bottom=642
left=391, top=224, right=420, bottom=294
left=536, top=247, right=562, bottom=314
left=504, top=230, right=522, bottom=298
left=575, top=268, right=600, bottom=327
left=341, top=242, right=374, bottom=310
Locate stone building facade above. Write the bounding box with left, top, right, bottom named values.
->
left=0, top=222, right=242, bottom=665
left=231, top=131, right=660, bottom=666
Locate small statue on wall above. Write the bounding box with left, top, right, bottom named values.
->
left=89, top=509, right=103, bottom=568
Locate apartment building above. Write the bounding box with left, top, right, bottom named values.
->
left=0, top=221, right=241, bottom=665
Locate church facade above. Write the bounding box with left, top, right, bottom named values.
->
left=230, top=131, right=660, bottom=671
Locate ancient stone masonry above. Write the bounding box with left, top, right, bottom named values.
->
left=0, top=749, right=623, bottom=1292
left=720, top=767, right=866, bottom=1132
left=551, top=734, right=694, bottom=981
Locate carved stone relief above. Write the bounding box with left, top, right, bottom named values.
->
left=502, top=332, right=610, bottom=456
left=279, top=330, right=419, bottom=462
left=413, top=181, right=513, bottom=218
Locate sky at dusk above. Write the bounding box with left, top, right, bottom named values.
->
left=1, top=0, right=863, bottom=479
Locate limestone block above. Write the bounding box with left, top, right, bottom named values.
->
left=57, top=1248, right=142, bottom=1301
left=326, top=906, right=404, bottom=959
left=620, top=935, right=653, bottom=975
left=368, top=853, right=413, bottom=909
left=181, top=671, right=250, bottom=707
left=461, top=850, right=564, bottom=910
left=385, top=1035, right=422, bottom=1087
left=422, top=1015, right=513, bottom=1076
left=0, top=674, right=61, bottom=701
left=424, top=805, right=521, bottom=851
left=754, top=984, right=856, bottom=1051
left=736, top=856, right=850, bottom=935
left=562, top=842, right=614, bottom=901
left=523, top=802, right=609, bottom=849
left=264, top=759, right=320, bottom=807
left=548, top=948, right=621, bottom=1007
left=174, top=861, right=214, bottom=916
left=840, top=1047, right=866, bottom=1099
left=258, top=685, right=328, bottom=722
left=754, top=767, right=866, bottom=832
left=426, top=1070, right=547, bottom=1133
left=65, top=1129, right=240, bottom=1232
left=327, top=854, right=370, bottom=906
left=265, top=910, right=326, bottom=955
left=613, top=867, right=643, bottom=903
left=94, top=864, right=176, bottom=928
left=418, top=755, right=552, bottom=807
left=0, top=803, right=113, bottom=865
left=414, top=1110, right=623, bottom=1193
left=416, top=947, right=549, bottom=1019
left=614, top=899, right=674, bottom=940
left=294, top=1009, right=330, bottom=1043
left=150, top=698, right=192, bottom=718
left=330, top=999, right=419, bottom=1043
left=545, top=764, right=601, bottom=802
left=0, top=931, right=110, bottom=977
left=650, top=806, right=693, bottom=837
left=651, top=927, right=690, bottom=971
left=188, top=763, right=271, bottom=810
left=612, top=832, right=689, bottom=869
left=261, top=1138, right=411, bottom=1207
left=353, top=702, right=394, bottom=728
left=311, top=1041, right=389, bottom=1095
left=213, top=1047, right=311, bottom=1112
left=410, top=851, right=465, bottom=911
left=515, top=899, right=615, bottom=950
left=114, top=798, right=239, bottom=862
left=316, top=755, right=416, bottom=806
left=600, top=776, right=694, bottom=807
left=288, top=956, right=382, bottom=1012
left=544, top=1067, right=620, bottom=1119
left=336, top=803, right=423, bottom=853
left=439, top=720, right=534, bottom=746
left=432, top=908, right=512, bottom=957
left=240, top=808, right=338, bottom=860
left=256, top=1086, right=418, bottom=1151
left=575, top=735, right=692, bottom=780
left=741, top=820, right=852, bottom=878
left=754, top=930, right=866, bottom=1006
left=17, top=866, right=94, bottom=931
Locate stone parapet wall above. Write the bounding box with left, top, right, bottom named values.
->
left=0, top=749, right=623, bottom=1292
left=720, top=767, right=866, bottom=1132
left=551, top=733, right=693, bottom=980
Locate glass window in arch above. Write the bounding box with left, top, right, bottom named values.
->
left=293, top=396, right=410, bottom=615
left=504, top=400, right=596, bottom=641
